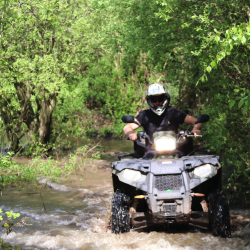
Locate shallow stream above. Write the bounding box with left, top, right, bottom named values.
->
left=0, top=140, right=250, bottom=250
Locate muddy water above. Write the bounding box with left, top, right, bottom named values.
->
left=1, top=140, right=250, bottom=250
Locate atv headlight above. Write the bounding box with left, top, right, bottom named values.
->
left=153, top=131, right=176, bottom=152
left=122, top=169, right=142, bottom=181
left=154, top=138, right=176, bottom=151
left=194, top=164, right=213, bottom=178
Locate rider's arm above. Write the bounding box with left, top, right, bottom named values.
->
left=123, top=118, right=141, bottom=141
left=184, top=115, right=202, bottom=135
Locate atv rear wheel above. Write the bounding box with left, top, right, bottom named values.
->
left=111, top=190, right=130, bottom=234
left=208, top=190, right=231, bottom=238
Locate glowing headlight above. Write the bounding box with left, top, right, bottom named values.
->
left=154, top=138, right=176, bottom=151
left=122, top=169, right=142, bottom=181
left=194, top=164, right=213, bottom=178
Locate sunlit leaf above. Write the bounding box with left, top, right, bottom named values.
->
left=215, top=36, right=220, bottom=43
left=242, top=36, right=246, bottom=44
left=206, top=66, right=212, bottom=73
left=211, top=61, right=217, bottom=68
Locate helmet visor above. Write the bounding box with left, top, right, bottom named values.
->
left=150, top=95, right=165, bottom=104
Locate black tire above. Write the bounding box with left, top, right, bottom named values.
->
left=208, top=190, right=231, bottom=238
left=111, top=190, right=130, bottom=234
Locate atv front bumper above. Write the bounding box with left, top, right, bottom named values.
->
left=131, top=211, right=209, bottom=230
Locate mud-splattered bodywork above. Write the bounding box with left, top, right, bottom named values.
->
left=111, top=155, right=221, bottom=229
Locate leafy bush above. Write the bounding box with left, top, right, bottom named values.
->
left=0, top=144, right=101, bottom=186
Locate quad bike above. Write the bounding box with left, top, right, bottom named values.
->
left=110, top=114, right=231, bottom=238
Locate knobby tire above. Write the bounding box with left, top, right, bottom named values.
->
left=111, top=190, right=130, bottom=234
left=208, top=190, right=231, bottom=238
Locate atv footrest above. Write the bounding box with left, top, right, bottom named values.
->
left=131, top=212, right=152, bottom=229
left=190, top=211, right=209, bottom=228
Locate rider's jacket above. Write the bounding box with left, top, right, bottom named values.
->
left=136, top=107, right=187, bottom=151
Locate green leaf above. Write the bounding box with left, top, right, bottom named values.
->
left=215, top=36, right=220, bottom=43
left=247, top=98, right=250, bottom=107
left=243, top=107, right=248, bottom=114
left=238, top=98, right=245, bottom=108
left=211, top=61, right=216, bottom=68
left=240, top=23, right=245, bottom=29
left=206, top=66, right=212, bottom=73
left=229, top=100, right=235, bottom=109
left=242, top=36, right=246, bottom=44
left=247, top=118, right=250, bottom=124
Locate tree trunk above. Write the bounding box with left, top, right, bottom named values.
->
left=36, top=92, right=57, bottom=144
left=0, top=99, right=24, bottom=153
left=9, top=133, right=19, bottom=153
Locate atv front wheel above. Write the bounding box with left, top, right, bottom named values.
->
left=111, top=190, right=130, bottom=234
left=208, top=190, right=231, bottom=238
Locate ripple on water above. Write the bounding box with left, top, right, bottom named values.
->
left=0, top=167, right=250, bottom=250
left=2, top=230, right=249, bottom=250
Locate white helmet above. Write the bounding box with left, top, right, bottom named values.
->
left=146, top=83, right=170, bottom=116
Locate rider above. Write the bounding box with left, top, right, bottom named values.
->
left=123, top=83, right=202, bottom=158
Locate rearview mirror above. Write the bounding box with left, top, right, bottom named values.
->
left=122, top=115, right=140, bottom=126
left=122, top=115, right=136, bottom=123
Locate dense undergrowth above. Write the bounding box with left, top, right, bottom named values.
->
left=0, top=145, right=101, bottom=188
left=0, top=0, right=249, bottom=200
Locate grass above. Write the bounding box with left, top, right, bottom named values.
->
left=0, top=144, right=101, bottom=188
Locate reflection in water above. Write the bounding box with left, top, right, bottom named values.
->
left=0, top=140, right=250, bottom=249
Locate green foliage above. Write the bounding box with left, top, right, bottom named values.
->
left=63, top=145, right=101, bottom=173
left=0, top=144, right=100, bottom=186
left=5, top=211, right=20, bottom=220
left=108, top=0, right=250, bottom=199
left=0, top=0, right=111, bottom=151
left=0, top=208, right=21, bottom=237
left=0, top=0, right=250, bottom=199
